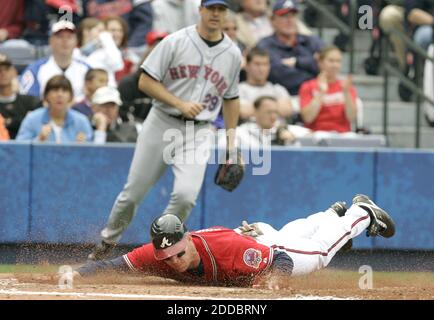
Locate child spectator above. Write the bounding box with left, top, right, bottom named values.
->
left=16, top=75, right=93, bottom=143
left=0, top=54, right=40, bottom=139
left=72, top=68, right=109, bottom=119
left=299, top=45, right=358, bottom=133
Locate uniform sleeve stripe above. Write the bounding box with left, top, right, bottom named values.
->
left=223, top=96, right=239, bottom=101
left=123, top=254, right=138, bottom=272
left=141, top=66, right=161, bottom=82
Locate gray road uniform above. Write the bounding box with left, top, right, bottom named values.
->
left=100, top=25, right=242, bottom=244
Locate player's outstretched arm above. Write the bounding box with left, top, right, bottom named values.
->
left=138, top=72, right=204, bottom=118
left=75, top=256, right=131, bottom=278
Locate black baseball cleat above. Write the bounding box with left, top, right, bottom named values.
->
left=352, top=194, right=396, bottom=238
left=330, top=201, right=347, bottom=217
left=87, top=241, right=117, bottom=261
left=330, top=201, right=352, bottom=252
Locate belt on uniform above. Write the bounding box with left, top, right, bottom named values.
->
left=168, top=114, right=209, bottom=125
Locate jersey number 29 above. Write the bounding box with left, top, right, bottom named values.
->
left=203, top=94, right=219, bottom=111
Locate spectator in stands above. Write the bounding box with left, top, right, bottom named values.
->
left=22, top=0, right=81, bottom=45
left=0, top=0, right=25, bottom=42
left=0, top=114, right=10, bottom=141
left=83, top=0, right=153, bottom=48
left=118, top=30, right=168, bottom=123
left=75, top=17, right=124, bottom=87
left=406, top=0, right=434, bottom=51
left=127, top=0, right=154, bottom=47
left=224, top=11, right=247, bottom=53
left=235, top=0, right=273, bottom=49
left=299, top=45, right=358, bottom=133
left=379, top=1, right=406, bottom=70
left=256, top=0, right=324, bottom=99
left=152, top=0, right=201, bottom=34
left=85, top=0, right=133, bottom=18
left=72, top=68, right=109, bottom=119
left=19, top=21, right=90, bottom=102
left=236, top=0, right=312, bottom=49
left=91, top=86, right=138, bottom=143
left=16, top=75, right=93, bottom=143
left=0, top=54, right=40, bottom=139
left=237, top=96, right=311, bottom=147
left=103, top=16, right=140, bottom=82
left=239, top=47, right=293, bottom=122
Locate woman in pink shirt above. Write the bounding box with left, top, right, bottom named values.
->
left=299, top=45, right=358, bottom=133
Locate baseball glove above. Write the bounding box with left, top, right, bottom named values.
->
left=214, top=149, right=244, bottom=192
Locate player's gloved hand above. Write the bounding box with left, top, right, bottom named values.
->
left=177, top=101, right=204, bottom=119
left=238, top=220, right=263, bottom=237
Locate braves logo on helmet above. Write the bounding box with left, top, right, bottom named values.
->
left=243, top=248, right=262, bottom=269
left=160, top=237, right=173, bottom=248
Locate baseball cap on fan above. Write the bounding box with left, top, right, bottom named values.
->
left=92, top=86, right=122, bottom=106
left=150, top=214, right=189, bottom=261
left=200, top=0, right=229, bottom=8
left=273, top=0, right=299, bottom=16
left=50, top=20, right=76, bottom=35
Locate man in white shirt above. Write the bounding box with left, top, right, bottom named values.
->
left=237, top=96, right=310, bottom=148
left=239, top=46, right=293, bottom=122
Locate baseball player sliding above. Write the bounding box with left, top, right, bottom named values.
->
left=88, top=0, right=242, bottom=260
left=75, top=195, right=395, bottom=289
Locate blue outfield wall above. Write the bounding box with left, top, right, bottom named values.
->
left=0, top=142, right=432, bottom=249
left=0, top=142, right=31, bottom=243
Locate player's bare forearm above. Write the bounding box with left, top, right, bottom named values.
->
left=223, top=98, right=240, bottom=151
left=138, top=72, right=184, bottom=109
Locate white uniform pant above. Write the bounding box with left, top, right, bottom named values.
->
left=255, top=204, right=370, bottom=276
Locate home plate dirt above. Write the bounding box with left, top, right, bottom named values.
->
left=0, top=270, right=432, bottom=300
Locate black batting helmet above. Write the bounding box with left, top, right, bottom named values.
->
left=150, top=214, right=188, bottom=260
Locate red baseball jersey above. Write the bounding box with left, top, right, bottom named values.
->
left=299, top=78, right=358, bottom=133
left=124, top=227, right=274, bottom=286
